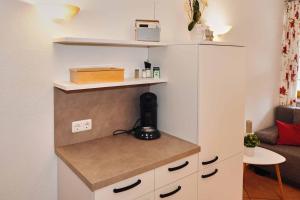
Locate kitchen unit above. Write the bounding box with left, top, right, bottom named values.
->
left=54, top=39, right=245, bottom=200
left=56, top=134, right=200, bottom=200
left=150, top=43, right=246, bottom=200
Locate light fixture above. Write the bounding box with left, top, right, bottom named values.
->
left=204, top=9, right=232, bottom=37
left=210, top=25, right=232, bottom=36
left=22, top=1, right=80, bottom=22
left=36, top=3, right=80, bottom=22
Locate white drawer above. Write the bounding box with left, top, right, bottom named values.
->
left=155, top=154, right=198, bottom=188
left=135, top=192, right=154, bottom=200
left=154, top=173, right=198, bottom=200
left=95, top=170, right=154, bottom=200
left=198, top=153, right=243, bottom=200
left=199, top=153, right=220, bottom=171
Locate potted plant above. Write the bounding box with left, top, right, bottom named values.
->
left=244, top=133, right=260, bottom=156
left=185, top=0, right=208, bottom=41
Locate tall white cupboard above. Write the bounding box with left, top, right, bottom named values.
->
left=149, top=43, right=246, bottom=200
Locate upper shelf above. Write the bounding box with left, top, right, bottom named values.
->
left=54, top=78, right=168, bottom=91
left=53, top=37, right=168, bottom=47
left=53, top=37, right=243, bottom=47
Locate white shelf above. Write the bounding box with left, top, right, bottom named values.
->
left=53, top=37, right=168, bottom=47
left=53, top=37, right=244, bottom=47
left=54, top=78, right=168, bottom=91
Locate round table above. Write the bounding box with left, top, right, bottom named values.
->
left=243, top=147, right=286, bottom=200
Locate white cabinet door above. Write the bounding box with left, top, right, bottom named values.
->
left=95, top=170, right=154, bottom=200
left=149, top=45, right=198, bottom=143
left=198, top=45, right=245, bottom=165
left=135, top=192, right=154, bottom=200
left=155, top=173, right=198, bottom=200
left=198, top=153, right=243, bottom=200
left=155, top=154, right=198, bottom=189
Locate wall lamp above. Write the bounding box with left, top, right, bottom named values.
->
left=22, top=1, right=80, bottom=22
left=210, top=25, right=232, bottom=36
left=36, top=3, right=80, bottom=23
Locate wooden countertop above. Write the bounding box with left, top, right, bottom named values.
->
left=55, top=133, right=200, bottom=191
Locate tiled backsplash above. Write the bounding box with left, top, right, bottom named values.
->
left=54, top=86, right=149, bottom=147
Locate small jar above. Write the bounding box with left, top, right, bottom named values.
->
left=142, top=69, right=147, bottom=78
left=134, top=69, right=140, bottom=79
left=153, top=67, right=160, bottom=79
left=146, top=68, right=152, bottom=78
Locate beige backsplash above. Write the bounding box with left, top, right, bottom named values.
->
left=54, top=86, right=149, bottom=147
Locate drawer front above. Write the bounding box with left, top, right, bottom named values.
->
left=198, top=153, right=243, bottom=200
left=95, top=170, right=154, bottom=200
left=155, top=154, right=198, bottom=188
left=155, top=173, right=198, bottom=200
left=135, top=192, right=154, bottom=200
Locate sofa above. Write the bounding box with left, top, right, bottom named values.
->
left=255, top=106, right=300, bottom=187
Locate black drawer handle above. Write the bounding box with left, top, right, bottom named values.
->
left=202, top=156, right=219, bottom=165
left=201, top=169, right=218, bottom=179
left=168, top=161, right=189, bottom=172
left=113, top=179, right=141, bottom=193
left=160, top=186, right=182, bottom=198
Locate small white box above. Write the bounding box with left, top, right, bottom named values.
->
left=135, top=19, right=160, bottom=42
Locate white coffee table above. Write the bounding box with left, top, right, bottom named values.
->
left=243, top=147, right=286, bottom=200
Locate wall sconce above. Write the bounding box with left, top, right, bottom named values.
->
left=210, top=25, right=232, bottom=36
left=36, top=3, right=80, bottom=23
left=204, top=7, right=232, bottom=37
left=22, top=0, right=80, bottom=23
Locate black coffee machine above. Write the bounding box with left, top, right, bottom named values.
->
left=134, top=92, right=161, bottom=140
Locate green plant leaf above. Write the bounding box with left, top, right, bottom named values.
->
left=244, top=134, right=260, bottom=148
left=188, top=21, right=196, bottom=31
left=188, top=0, right=202, bottom=31
left=192, top=0, right=201, bottom=22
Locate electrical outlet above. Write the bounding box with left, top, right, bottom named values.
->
left=72, top=119, right=92, bottom=133
left=83, top=119, right=92, bottom=131
left=72, top=121, right=82, bottom=133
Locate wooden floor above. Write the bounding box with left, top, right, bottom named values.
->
left=244, top=169, right=300, bottom=200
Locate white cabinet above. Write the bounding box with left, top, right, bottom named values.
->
left=58, top=154, right=199, bottom=200
left=155, top=173, right=198, bottom=200
left=155, top=154, right=198, bottom=188
left=94, top=170, right=154, bottom=200
left=135, top=193, right=154, bottom=200
left=198, top=154, right=243, bottom=200
left=197, top=45, right=245, bottom=165
left=58, top=159, right=155, bottom=200
left=149, top=45, right=199, bottom=143
left=150, top=44, right=245, bottom=160
left=149, top=43, right=245, bottom=200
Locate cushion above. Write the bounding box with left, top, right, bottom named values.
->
left=255, top=126, right=278, bottom=145
left=293, top=107, right=300, bottom=124
left=276, top=120, right=300, bottom=146
left=276, top=106, right=295, bottom=124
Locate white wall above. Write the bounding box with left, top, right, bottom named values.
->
left=0, top=0, right=152, bottom=200
left=0, top=0, right=284, bottom=200
left=156, top=0, right=284, bottom=131
left=217, top=0, right=284, bottom=131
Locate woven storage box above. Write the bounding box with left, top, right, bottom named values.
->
left=70, top=67, right=124, bottom=84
